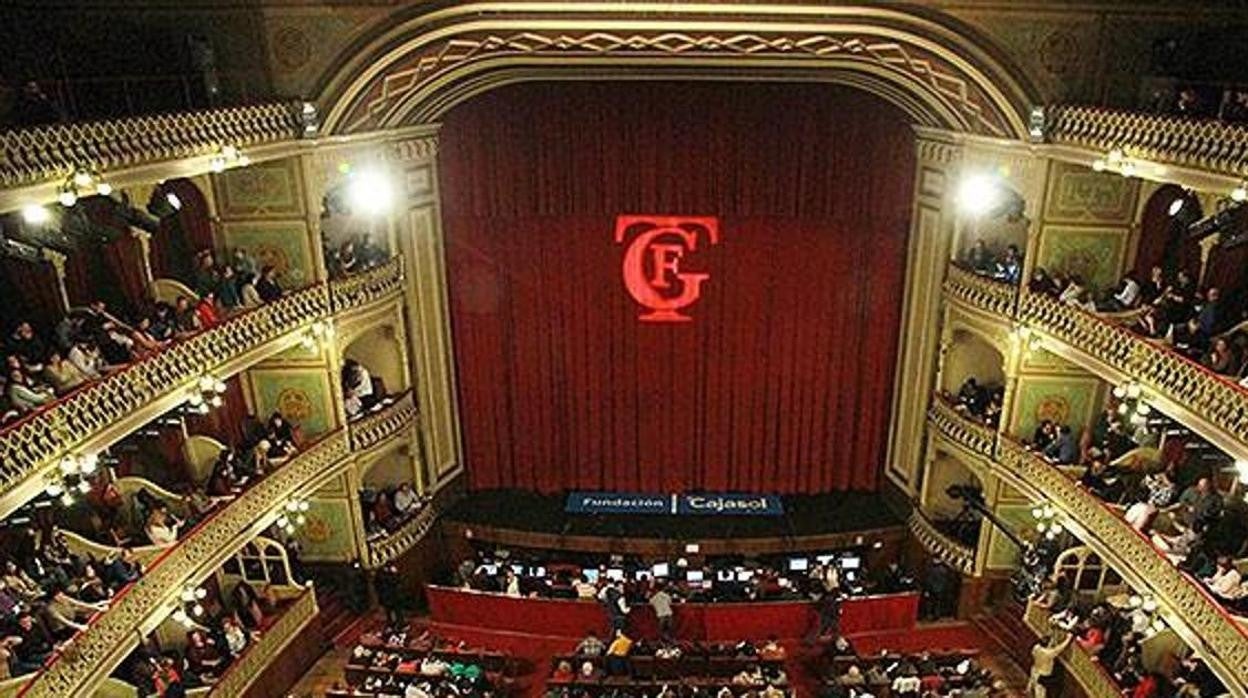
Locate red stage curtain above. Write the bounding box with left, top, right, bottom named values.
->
left=439, top=83, right=915, bottom=494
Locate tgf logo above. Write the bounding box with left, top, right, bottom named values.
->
left=614, top=215, right=719, bottom=323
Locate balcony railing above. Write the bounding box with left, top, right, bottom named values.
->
left=207, top=588, right=319, bottom=697
left=1023, top=599, right=1121, bottom=698
left=1044, top=104, right=1248, bottom=179
left=23, top=431, right=351, bottom=698
left=1017, top=290, right=1248, bottom=454
left=993, top=438, right=1248, bottom=690
left=0, top=101, right=307, bottom=188
left=0, top=257, right=405, bottom=520
left=942, top=264, right=1019, bottom=318
left=329, top=255, right=406, bottom=313
left=923, top=400, right=1248, bottom=690
left=927, top=395, right=998, bottom=458
left=907, top=508, right=977, bottom=575
left=349, top=390, right=417, bottom=453
left=366, top=473, right=463, bottom=569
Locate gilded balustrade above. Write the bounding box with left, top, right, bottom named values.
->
left=1023, top=600, right=1120, bottom=698
left=23, top=431, right=350, bottom=698
left=0, top=285, right=327, bottom=485
left=994, top=439, right=1248, bottom=691
left=907, top=508, right=976, bottom=575
left=366, top=474, right=463, bottom=569
left=330, top=255, right=405, bottom=313
left=1017, top=291, right=1248, bottom=453
left=0, top=102, right=306, bottom=188
left=349, top=390, right=418, bottom=452
left=942, top=264, right=1018, bottom=318
left=207, top=589, right=319, bottom=697
left=1044, top=104, right=1248, bottom=179
left=927, top=395, right=998, bottom=458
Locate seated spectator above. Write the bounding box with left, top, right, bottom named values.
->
left=1203, top=337, right=1239, bottom=375
left=7, top=368, right=54, bottom=411
left=393, top=483, right=421, bottom=517
left=1132, top=305, right=1168, bottom=339
left=573, top=575, right=598, bottom=600
left=255, top=266, right=284, bottom=303
left=759, top=637, right=787, bottom=661
left=144, top=505, right=183, bottom=545
left=1029, top=268, right=1059, bottom=296
left=45, top=587, right=107, bottom=636
left=262, top=413, right=297, bottom=458
left=1177, top=478, right=1223, bottom=529
left=1152, top=521, right=1203, bottom=565
left=551, top=660, right=575, bottom=682
left=1171, top=318, right=1209, bottom=359
left=342, top=359, right=378, bottom=418
left=184, top=629, right=227, bottom=683
left=194, top=291, right=221, bottom=329
left=174, top=296, right=201, bottom=335
left=100, top=549, right=143, bottom=589
left=238, top=273, right=263, bottom=308
left=961, top=240, right=993, bottom=274
left=42, top=350, right=87, bottom=394
left=222, top=614, right=249, bottom=656
left=216, top=265, right=241, bottom=310
left=1202, top=556, right=1243, bottom=600
left=575, top=631, right=606, bottom=657
left=1042, top=425, right=1077, bottom=465
left=1103, top=273, right=1141, bottom=311
left=1031, top=419, right=1056, bottom=451
left=7, top=322, right=47, bottom=373
left=12, top=614, right=53, bottom=672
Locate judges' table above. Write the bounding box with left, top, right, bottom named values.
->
left=426, top=585, right=918, bottom=640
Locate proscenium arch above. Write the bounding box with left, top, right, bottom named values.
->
left=317, top=2, right=1037, bottom=137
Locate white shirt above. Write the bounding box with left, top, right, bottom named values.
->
left=394, top=487, right=419, bottom=514
left=1115, top=277, right=1141, bottom=307
left=1206, top=567, right=1242, bottom=598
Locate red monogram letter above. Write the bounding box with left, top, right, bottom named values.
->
left=614, top=216, right=719, bottom=322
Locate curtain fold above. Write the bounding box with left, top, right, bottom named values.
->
left=439, top=83, right=915, bottom=494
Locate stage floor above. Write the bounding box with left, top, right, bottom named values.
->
left=445, top=489, right=902, bottom=540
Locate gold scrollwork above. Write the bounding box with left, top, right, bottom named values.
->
left=1046, top=104, right=1248, bottom=180
left=943, top=265, right=1019, bottom=319
left=207, top=589, right=318, bottom=697
left=927, top=396, right=998, bottom=458
left=23, top=433, right=350, bottom=697
left=349, top=391, right=417, bottom=453
left=330, top=255, right=405, bottom=313
left=0, top=102, right=306, bottom=188
left=908, top=509, right=976, bottom=575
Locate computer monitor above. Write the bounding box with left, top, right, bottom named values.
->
left=652, top=563, right=670, bottom=578
left=716, top=569, right=734, bottom=583
left=606, top=568, right=625, bottom=582
left=634, top=570, right=650, bottom=582
left=815, top=554, right=836, bottom=566
left=482, top=564, right=498, bottom=575
left=840, top=556, right=862, bottom=570
left=583, top=569, right=600, bottom=584
left=511, top=564, right=525, bottom=575
left=533, top=566, right=547, bottom=578
left=737, top=570, right=754, bottom=582
left=686, top=570, right=705, bottom=583
left=788, top=557, right=809, bottom=572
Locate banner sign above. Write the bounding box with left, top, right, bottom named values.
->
left=566, top=492, right=783, bottom=516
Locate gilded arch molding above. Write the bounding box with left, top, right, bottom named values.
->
left=317, top=3, right=1037, bottom=137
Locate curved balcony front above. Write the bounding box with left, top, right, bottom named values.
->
left=925, top=402, right=1248, bottom=694
left=0, top=257, right=404, bottom=522
left=907, top=507, right=977, bottom=576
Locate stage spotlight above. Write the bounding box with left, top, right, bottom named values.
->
left=347, top=170, right=394, bottom=216
left=957, top=174, right=1001, bottom=216
left=1168, top=197, right=1185, bottom=216
left=166, top=192, right=183, bottom=211
left=21, top=205, right=50, bottom=225
left=1233, top=184, right=1247, bottom=202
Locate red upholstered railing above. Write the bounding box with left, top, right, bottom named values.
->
left=425, top=585, right=919, bottom=641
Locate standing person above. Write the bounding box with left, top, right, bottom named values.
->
left=1028, top=631, right=1072, bottom=698
left=649, top=583, right=674, bottom=639
left=375, top=564, right=405, bottom=627
left=599, top=580, right=630, bottom=633
left=806, top=589, right=841, bottom=645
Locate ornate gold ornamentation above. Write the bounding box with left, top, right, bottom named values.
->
left=349, top=391, right=417, bottom=453
left=390, top=137, right=439, bottom=164
left=0, top=285, right=328, bottom=491
left=1045, top=104, right=1248, bottom=179
left=23, top=433, right=350, bottom=698
left=927, top=395, right=998, bottom=458
left=0, top=102, right=305, bottom=188
left=340, top=29, right=1016, bottom=137
left=908, top=508, right=976, bottom=575
left=366, top=475, right=464, bottom=569
left=329, top=255, right=405, bottom=313
left=943, top=264, right=1019, bottom=318
left=1016, top=290, right=1248, bottom=452
left=207, top=589, right=318, bottom=697
left=1023, top=600, right=1119, bottom=698
left=993, top=438, right=1248, bottom=689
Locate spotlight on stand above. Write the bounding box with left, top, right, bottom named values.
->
left=21, top=205, right=50, bottom=225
